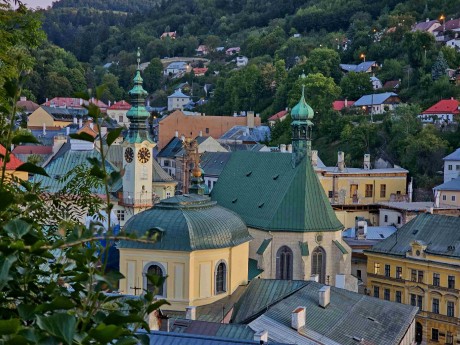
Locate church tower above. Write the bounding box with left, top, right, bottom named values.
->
left=122, top=48, right=155, bottom=214
left=290, top=77, right=314, bottom=165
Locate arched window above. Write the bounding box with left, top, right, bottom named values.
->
left=145, top=264, right=165, bottom=296
left=276, top=246, right=293, bottom=280
left=312, top=247, right=326, bottom=284
left=215, top=261, right=227, bottom=294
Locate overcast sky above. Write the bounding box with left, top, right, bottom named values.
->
left=24, top=0, right=55, bottom=9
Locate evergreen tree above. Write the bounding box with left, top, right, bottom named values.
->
left=431, top=51, right=449, bottom=81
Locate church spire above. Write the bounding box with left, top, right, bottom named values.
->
left=126, top=47, right=153, bottom=143
left=290, top=75, right=314, bottom=165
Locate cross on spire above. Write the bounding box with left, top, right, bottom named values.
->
left=137, top=47, right=141, bottom=70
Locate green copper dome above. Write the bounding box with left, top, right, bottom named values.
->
left=291, top=86, right=314, bottom=121
left=119, top=194, right=252, bottom=251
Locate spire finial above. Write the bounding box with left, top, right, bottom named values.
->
left=137, top=47, right=141, bottom=70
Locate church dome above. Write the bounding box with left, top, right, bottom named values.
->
left=291, top=86, right=314, bottom=121
left=119, top=194, right=251, bottom=251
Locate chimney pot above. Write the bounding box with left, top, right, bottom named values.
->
left=363, top=153, right=371, bottom=170
left=280, top=144, right=286, bottom=153
left=186, top=306, right=196, bottom=320
left=311, top=150, right=318, bottom=167
left=254, top=330, right=268, bottom=343
left=20, top=96, right=26, bottom=102
left=175, top=131, right=179, bottom=137
left=291, top=306, right=306, bottom=331
left=287, top=144, right=292, bottom=153
left=319, top=286, right=331, bottom=308
left=199, top=130, right=203, bottom=137
left=338, top=151, right=345, bottom=172
left=79, top=118, right=83, bottom=128
left=310, top=274, right=319, bottom=282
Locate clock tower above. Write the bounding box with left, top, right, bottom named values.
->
left=122, top=48, right=155, bottom=214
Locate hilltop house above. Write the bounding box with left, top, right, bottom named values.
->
left=160, top=31, right=176, bottom=39
left=226, top=47, right=241, bottom=56
left=353, top=92, right=401, bottom=114
left=167, top=89, right=191, bottom=111
left=267, top=109, right=289, bottom=126
left=340, top=61, right=379, bottom=73
left=412, top=19, right=441, bottom=33
left=164, top=62, right=188, bottom=77
left=107, top=100, right=131, bottom=127
left=418, top=99, right=460, bottom=124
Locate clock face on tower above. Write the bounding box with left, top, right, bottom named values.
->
left=137, top=147, right=151, bottom=163
left=124, top=147, right=134, bottom=163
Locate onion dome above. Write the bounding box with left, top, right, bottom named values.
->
left=119, top=194, right=252, bottom=251
left=291, top=85, right=314, bottom=121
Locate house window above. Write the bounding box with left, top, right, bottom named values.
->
left=447, top=301, right=455, bottom=317
left=431, top=328, right=439, bottom=341
left=448, top=164, right=453, bottom=170
left=396, top=291, right=402, bottom=303
left=373, top=286, right=379, bottom=298
left=384, top=288, right=390, bottom=301
left=446, top=332, right=453, bottom=345
left=116, top=209, right=125, bottom=221
left=350, top=184, right=358, bottom=197
left=215, top=261, right=227, bottom=294
left=433, top=273, right=440, bottom=286
left=380, top=184, right=386, bottom=198
left=276, top=246, right=293, bottom=280
left=410, top=294, right=416, bottom=306
left=146, top=264, right=164, bottom=296
left=417, top=295, right=423, bottom=310
left=411, top=269, right=417, bottom=282
left=384, top=215, right=388, bottom=222
left=119, top=115, right=123, bottom=123
left=384, top=264, right=390, bottom=277
left=448, top=275, right=455, bottom=289
left=357, top=270, right=362, bottom=279
left=311, top=247, right=326, bottom=284
left=452, top=195, right=456, bottom=201
left=374, top=262, right=381, bottom=275
left=166, top=192, right=171, bottom=198
left=396, top=266, right=402, bottom=279
left=418, top=270, right=424, bottom=283
left=206, top=127, right=209, bottom=134
left=443, top=195, right=447, bottom=201
left=456, top=165, right=460, bottom=171
left=397, top=216, right=401, bottom=224
left=365, top=184, right=373, bottom=197
left=328, top=191, right=333, bottom=198
left=432, top=298, right=439, bottom=314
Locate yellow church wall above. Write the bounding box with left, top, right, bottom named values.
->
left=334, top=210, right=376, bottom=228
left=152, top=182, right=176, bottom=201
left=317, top=173, right=407, bottom=205
left=119, top=241, right=249, bottom=311
left=366, top=252, right=460, bottom=344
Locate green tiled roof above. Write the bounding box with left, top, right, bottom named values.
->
left=367, top=213, right=460, bottom=258
left=168, top=318, right=255, bottom=340
left=231, top=279, right=308, bottom=324
left=299, top=241, right=309, bottom=256
left=333, top=240, right=348, bottom=254
left=119, top=194, right=252, bottom=252
left=256, top=238, right=272, bottom=255
left=211, top=152, right=343, bottom=232
left=248, top=259, right=263, bottom=280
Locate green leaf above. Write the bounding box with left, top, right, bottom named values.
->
left=11, top=133, right=39, bottom=145
left=95, top=84, right=108, bottom=101
left=0, top=191, right=14, bottom=210
left=36, top=296, right=75, bottom=313
left=108, top=171, right=121, bottom=186
left=36, top=313, right=76, bottom=345
left=15, top=163, right=49, bottom=177
left=69, top=132, right=95, bottom=143
left=88, top=323, right=124, bottom=343
left=114, top=337, right=140, bottom=345
left=146, top=299, right=170, bottom=314
left=6, top=335, right=28, bottom=345
left=0, top=319, right=20, bottom=335
left=106, top=127, right=123, bottom=147
left=90, top=165, right=106, bottom=179
left=0, top=255, right=17, bottom=289
left=17, top=304, right=35, bottom=320
left=4, top=219, right=32, bottom=239
left=104, top=312, right=145, bottom=326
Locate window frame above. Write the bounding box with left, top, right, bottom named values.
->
left=380, top=184, right=386, bottom=198
left=433, top=273, right=440, bottom=287
left=448, top=275, right=455, bottom=289
left=447, top=301, right=455, bottom=317
left=365, top=184, right=373, bottom=198
left=431, top=328, right=439, bottom=341
left=432, top=298, right=439, bottom=314
left=396, top=266, right=402, bottom=279
left=395, top=291, right=402, bottom=303
left=384, top=264, right=390, bottom=277
left=215, top=260, right=227, bottom=295
left=143, top=262, right=167, bottom=297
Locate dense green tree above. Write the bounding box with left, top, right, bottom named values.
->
left=339, top=72, right=373, bottom=100
left=305, top=48, right=341, bottom=80
left=432, top=51, right=449, bottom=80
left=143, top=58, right=164, bottom=92
left=378, top=59, right=404, bottom=82
left=100, top=73, right=124, bottom=102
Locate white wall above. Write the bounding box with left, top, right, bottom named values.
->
left=379, top=209, right=403, bottom=228
left=444, top=160, right=460, bottom=182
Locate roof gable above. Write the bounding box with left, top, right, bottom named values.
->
left=354, top=92, right=399, bottom=106
left=422, top=99, right=460, bottom=115
left=211, top=152, right=343, bottom=232
left=268, top=110, right=288, bottom=121
left=0, top=144, right=24, bottom=170
left=443, top=148, right=460, bottom=161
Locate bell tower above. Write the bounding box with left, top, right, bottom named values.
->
left=122, top=48, right=155, bottom=214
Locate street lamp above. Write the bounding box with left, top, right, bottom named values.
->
left=440, top=15, right=446, bottom=32
left=360, top=53, right=366, bottom=62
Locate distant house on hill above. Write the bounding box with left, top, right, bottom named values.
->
left=192, top=67, right=208, bottom=76
left=164, top=62, right=188, bottom=76
left=167, top=89, right=191, bottom=111
left=383, top=80, right=401, bottom=91
left=195, top=45, right=208, bottom=56
left=226, top=47, right=240, bottom=56
left=236, top=56, right=248, bottom=67
left=418, top=98, right=459, bottom=124
left=370, top=75, right=383, bottom=90
left=160, top=31, right=176, bottom=39
left=16, top=96, right=39, bottom=116
left=354, top=92, right=401, bottom=114
left=412, top=18, right=441, bottom=33
left=340, top=61, right=379, bottom=73
left=332, top=99, right=355, bottom=111
left=107, top=100, right=131, bottom=126
left=267, top=109, right=289, bottom=126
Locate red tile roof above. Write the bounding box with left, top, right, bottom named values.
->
left=193, top=67, right=208, bottom=75
left=12, top=146, right=53, bottom=154
left=42, top=97, right=108, bottom=109
left=268, top=110, right=289, bottom=122
left=422, top=99, right=460, bottom=115
left=333, top=100, right=355, bottom=111
left=108, top=100, right=131, bottom=110
left=16, top=99, right=39, bottom=112
left=434, top=18, right=460, bottom=32
left=0, top=144, right=24, bottom=170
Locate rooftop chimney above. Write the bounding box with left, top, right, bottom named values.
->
left=73, top=117, right=77, bottom=125
left=344, top=98, right=348, bottom=107
left=337, top=151, right=345, bottom=172
left=185, top=306, right=196, bottom=320
left=89, top=122, right=94, bottom=130
left=108, top=100, right=111, bottom=107
left=42, top=123, right=46, bottom=136
left=287, top=144, right=292, bottom=153
left=79, top=118, right=83, bottom=129
left=79, top=98, right=83, bottom=106
left=319, top=286, right=331, bottom=308
left=310, top=274, right=319, bottom=282
left=66, top=127, right=70, bottom=136
left=175, top=131, right=179, bottom=137
left=291, top=306, right=306, bottom=331
left=181, top=135, right=185, bottom=142
left=199, top=130, right=203, bottom=137
left=20, top=96, right=26, bottom=102
left=233, top=112, right=238, bottom=117
left=247, top=111, right=255, bottom=129
left=254, top=330, right=268, bottom=344
left=363, top=154, right=371, bottom=170
left=311, top=150, right=318, bottom=167
left=280, top=144, right=286, bottom=153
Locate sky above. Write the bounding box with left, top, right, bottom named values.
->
left=24, top=0, right=55, bottom=9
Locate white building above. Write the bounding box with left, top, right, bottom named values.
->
left=446, top=38, right=460, bottom=51
left=236, top=56, right=248, bottom=67
left=443, top=148, right=460, bottom=182
left=167, top=89, right=191, bottom=111
left=107, top=100, right=131, bottom=127
left=164, top=62, right=188, bottom=76
left=370, top=76, right=383, bottom=90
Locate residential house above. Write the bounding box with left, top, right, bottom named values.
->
left=342, top=221, right=397, bottom=293
left=267, top=109, right=289, bottom=126
left=443, top=148, right=460, bottom=182
left=353, top=92, right=401, bottom=114
left=433, top=178, right=460, bottom=207
left=332, top=99, right=355, bottom=111
left=236, top=56, right=248, bottom=67
left=157, top=110, right=261, bottom=150
left=412, top=19, right=441, bottom=33
left=28, top=106, right=86, bottom=128
left=370, top=75, right=383, bottom=89
left=0, top=144, right=27, bottom=181
left=160, top=31, right=176, bottom=39
left=218, top=125, right=270, bottom=145
left=200, top=151, right=232, bottom=192
left=42, top=97, right=108, bottom=113
left=383, top=80, right=401, bottom=91
left=339, top=61, right=379, bottom=73
left=164, top=62, right=188, bottom=76
left=107, top=100, right=131, bottom=127
left=418, top=99, right=459, bottom=124
left=433, top=18, right=460, bottom=41
left=446, top=38, right=460, bottom=51
left=226, top=47, right=241, bottom=56
left=16, top=96, right=39, bottom=116
left=195, top=45, right=209, bottom=56
left=366, top=213, right=460, bottom=345
left=167, top=89, right=191, bottom=111
left=192, top=67, right=208, bottom=76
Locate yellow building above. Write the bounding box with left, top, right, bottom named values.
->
left=28, top=106, right=81, bottom=128
left=434, top=178, right=460, bottom=208
left=366, top=213, right=460, bottom=345
left=118, top=193, right=252, bottom=311
left=0, top=144, right=28, bottom=181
